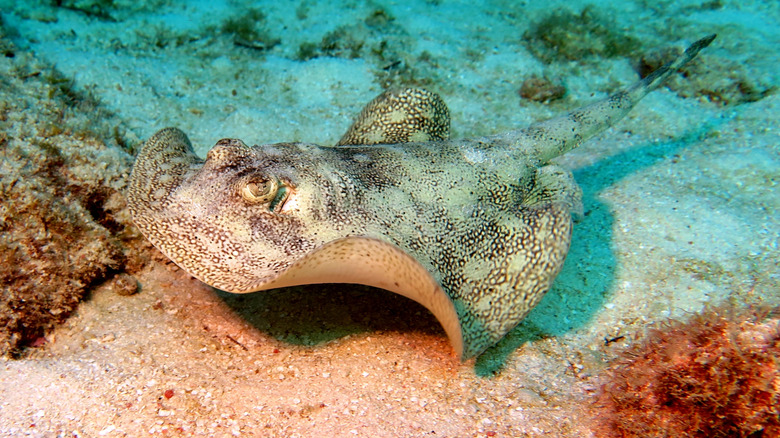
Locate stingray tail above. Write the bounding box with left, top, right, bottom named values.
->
left=641, top=34, right=717, bottom=94
left=514, top=34, right=716, bottom=163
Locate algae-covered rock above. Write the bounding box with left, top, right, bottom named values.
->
left=636, top=45, right=775, bottom=105
left=0, top=29, right=143, bottom=356
left=56, top=0, right=171, bottom=21
left=295, top=7, right=438, bottom=89
left=220, top=7, right=280, bottom=51
left=519, top=76, right=567, bottom=103
left=523, top=6, right=641, bottom=63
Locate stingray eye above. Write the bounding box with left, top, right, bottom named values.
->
left=239, top=175, right=290, bottom=212
left=240, top=176, right=279, bottom=204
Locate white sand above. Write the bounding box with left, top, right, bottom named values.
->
left=1, top=0, right=778, bottom=436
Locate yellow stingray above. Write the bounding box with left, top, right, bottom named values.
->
left=128, top=35, right=715, bottom=359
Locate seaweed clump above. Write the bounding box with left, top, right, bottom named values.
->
left=593, top=305, right=780, bottom=437
left=523, top=6, right=640, bottom=63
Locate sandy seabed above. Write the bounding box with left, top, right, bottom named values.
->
left=1, top=0, right=778, bottom=436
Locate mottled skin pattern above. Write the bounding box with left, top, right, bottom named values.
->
left=128, top=36, right=715, bottom=360
left=336, top=88, right=450, bottom=145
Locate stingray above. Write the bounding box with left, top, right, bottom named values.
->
left=128, top=35, right=715, bottom=359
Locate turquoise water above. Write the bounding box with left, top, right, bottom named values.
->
left=1, top=0, right=778, bottom=436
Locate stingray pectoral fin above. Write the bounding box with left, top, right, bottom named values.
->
left=525, top=164, right=584, bottom=218
left=237, top=236, right=465, bottom=359
left=458, top=203, right=573, bottom=359
left=128, top=128, right=203, bottom=230
left=336, top=88, right=450, bottom=146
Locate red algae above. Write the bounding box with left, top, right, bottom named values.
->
left=593, top=305, right=780, bottom=437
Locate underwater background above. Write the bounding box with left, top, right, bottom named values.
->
left=0, top=0, right=778, bottom=436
